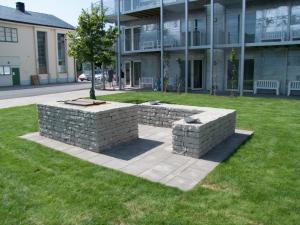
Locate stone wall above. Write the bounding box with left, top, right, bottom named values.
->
left=38, top=102, right=138, bottom=152
left=38, top=101, right=236, bottom=159
left=138, top=103, right=203, bottom=128
left=172, top=110, right=236, bottom=158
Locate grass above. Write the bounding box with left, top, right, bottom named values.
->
left=0, top=91, right=299, bottom=225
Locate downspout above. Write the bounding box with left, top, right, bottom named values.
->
left=117, top=0, right=122, bottom=90
left=210, top=0, right=214, bottom=94
left=185, top=0, right=189, bottom=93
left=239, top=0, right=246, bottom=96
left=160, top=0, right=164, bottom=92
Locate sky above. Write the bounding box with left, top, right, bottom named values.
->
left=0, top=0, right=114, bottom=26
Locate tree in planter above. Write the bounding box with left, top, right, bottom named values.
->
left=229, top=48, right=238, bottom=96
left=176, top=58, right=185, bottom=94
left=68, top=3, right=117, bottom=99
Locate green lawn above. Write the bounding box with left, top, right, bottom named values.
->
left=0, top=92, right=299, bottom=225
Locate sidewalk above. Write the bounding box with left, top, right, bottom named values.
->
left=0, top=89, right=123, bottom=109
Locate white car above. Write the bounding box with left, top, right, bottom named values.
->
left=78, top=73, right=90, bottom=81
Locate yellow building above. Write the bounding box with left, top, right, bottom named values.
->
left=0, top=2, right=75, bottom=87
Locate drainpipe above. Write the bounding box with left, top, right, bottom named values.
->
left=160, top=0, right=164, bottom=92
left=239, top=0, right=246, bottom=96
left=209, top=0, right=214, bottom=94
left=185, top=0, right=189, bottom=93
left=117, top=0, right=122, bottom=90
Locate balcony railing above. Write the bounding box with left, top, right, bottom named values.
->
left=121, top=0, right=160, bottom=13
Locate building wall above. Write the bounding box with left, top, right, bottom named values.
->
left=0, top=21, right=75, bottom=87
left=246, top=47, right=300, bottom=94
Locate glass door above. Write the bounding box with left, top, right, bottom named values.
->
left=244, top=59, right=254, bottom=91
left=124, top=28, right=132, bottom=52
left=191, top=17, right=206, bottom=46
left=125, top=62, right=131, bottom=86
left=133, top=61, right=141, bottom=86
left=133, top=27, right=141, bottom=50
left=192, top=60, right=203, bottom=90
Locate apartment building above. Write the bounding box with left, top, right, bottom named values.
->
left=109, top=0, right=300, bottom=95
left=0, top=2, right=76, bottom=87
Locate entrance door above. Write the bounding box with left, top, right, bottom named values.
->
left=133, top=61, right=141, bottom=86
left=181, top=60, right=203, bottom=90
left=125, top=62, right=131, bottom=86
left=244, top=59, right=254, bottom=91
left=12, top=68, right=20, bottom=85
left=192, top=60, right=203, bottom=90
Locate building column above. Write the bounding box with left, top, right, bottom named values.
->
left=160, top=0, right=164, bottom=92
left=239, top=0, right=246, bottom=96
left=184, top=0, right=189, bottom=93
left=209, top=0, right=214, bottom=94
left=117, top=0, right=122, bottom=90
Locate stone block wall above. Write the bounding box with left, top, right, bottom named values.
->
left=138, top=104, right=202, bottom=128
left=172, top=110, right=236, bottom=158
left=38, top=103, right=138, bottom=152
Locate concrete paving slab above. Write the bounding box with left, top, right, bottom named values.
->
left=21, top=125, right=253, bottom=191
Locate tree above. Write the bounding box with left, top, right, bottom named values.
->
left=229, top=48, right=238, bottom=96
left=68, top=3, right=117, bottom=99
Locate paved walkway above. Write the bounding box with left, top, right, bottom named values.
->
left=0, top=83, right=93, bottom=100
left=0, top=89, right=123, bottom=109
left=22, top=125, right=253, bottom=191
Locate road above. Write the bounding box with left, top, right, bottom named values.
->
left=0, top=82, right=92, bottom=100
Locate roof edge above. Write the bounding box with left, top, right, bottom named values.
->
left=0, top=18, right=75, bottom=30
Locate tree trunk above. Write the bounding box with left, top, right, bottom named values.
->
left=90, top=62, right=96, bottom=100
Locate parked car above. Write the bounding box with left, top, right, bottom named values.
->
left=78, top=73, right=90, bottom=81
left=78, top=73, right=107, bottom=82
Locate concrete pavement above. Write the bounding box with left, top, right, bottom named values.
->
left=22, top=125, right=253, bottom=191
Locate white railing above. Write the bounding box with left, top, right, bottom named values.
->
left=143, top=41, right=155, bottom=49
left=288, top=81, right=300, bottom=96
left=290, top=30, right=300, bottom=40
left=260, top=31, right=286, bottom=42
left=254, top=80, right=280, bottom=96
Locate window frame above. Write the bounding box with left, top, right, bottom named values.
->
left=0, top=26, right=18, bottom=43
left=57, top=33, right=67, bottom=73
left=0, top=66, right=11, bottom=76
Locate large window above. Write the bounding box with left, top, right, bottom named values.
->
left=0, top=66, right=11, bottom=75
left=291, top=5, right=300, bottom=40
left=0, top=27, right=18, bottom=42
left=37, top=31, right=47, bottom=74
left=57, top=33, right=66, bottom=73
left=124, top=28, right=132, bottom=51
left=256, top=6, right=288, bottom=42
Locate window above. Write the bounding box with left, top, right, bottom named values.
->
left=0, top=66, right=11, bottom=75
left=57, top=33, right=66, bottom=73
left=0, top=27, right=5, bottom=41
left=37, top=31, right=47, bottom=74
left=0, top=27, right=18, bottom=42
